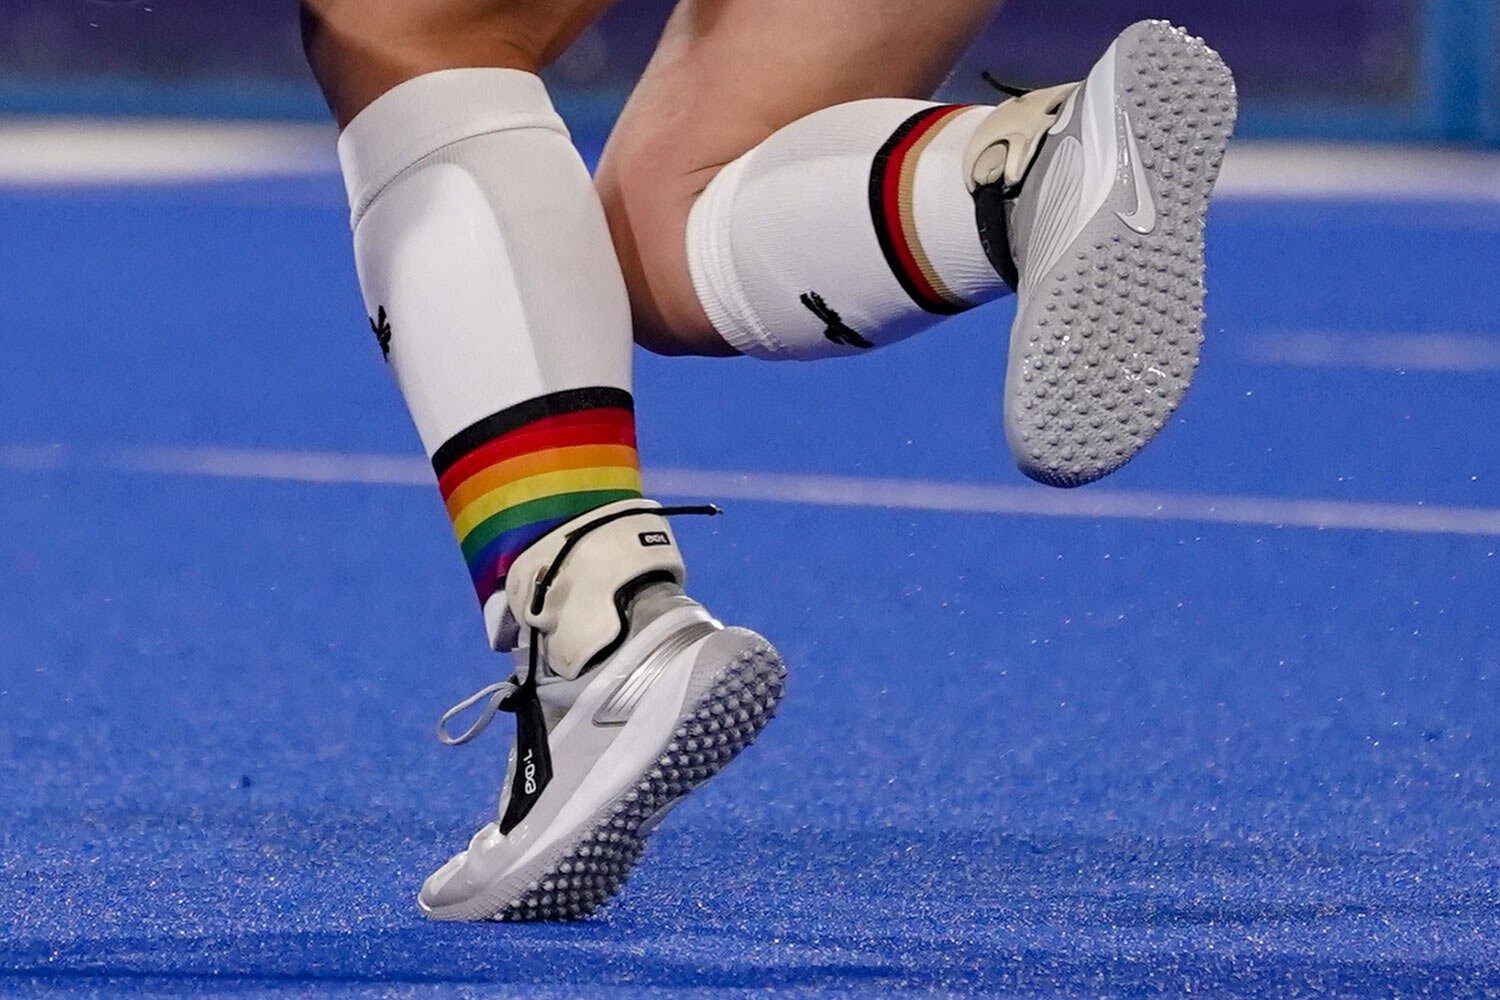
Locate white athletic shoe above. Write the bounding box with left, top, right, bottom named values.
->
left=419, top=499, right=785, bottom=922
left=967, top=20, right=1238, bottom=487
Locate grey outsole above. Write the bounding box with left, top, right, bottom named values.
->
left=466, top=631, right=785, bottom=922
left=1006, top=21, right=1237, bottom=488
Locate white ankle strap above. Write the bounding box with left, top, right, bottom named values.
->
left=504, top=499, right=687, bottom=679
left=963, top=83, right=1079, bottom=193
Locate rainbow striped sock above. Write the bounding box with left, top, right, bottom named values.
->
left=431, top=387, right=643, bottom=607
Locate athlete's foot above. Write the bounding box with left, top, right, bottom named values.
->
left=419, top=499, right=785, bottom=922
left=968, top=20, right=1237, bottom=487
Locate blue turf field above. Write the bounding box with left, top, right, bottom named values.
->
left=2, top=163, right=1499, bottom=997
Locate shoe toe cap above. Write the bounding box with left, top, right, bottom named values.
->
left=418, top=851, right=471, bottom=912
left=419, top=823, right=510, bottom=915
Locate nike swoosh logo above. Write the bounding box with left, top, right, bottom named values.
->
left=1115, top=112, right=1157, bottom=235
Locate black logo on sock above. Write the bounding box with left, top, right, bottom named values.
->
left=800, top=291, right=873, bottom=350
left=369, top=306, right=393, bottom=360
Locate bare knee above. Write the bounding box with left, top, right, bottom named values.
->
left=596, top=135, right=740, bottom=358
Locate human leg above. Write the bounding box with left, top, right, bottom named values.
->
left=306, top=0, right=784, bottom=921
left=599, top=5, right=1236, bottom=485
left=596, top=0, right=1005, bottom=356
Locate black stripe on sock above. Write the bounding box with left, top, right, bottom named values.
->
left=430, top=386, right=635, bottom=478
left=867, top=104, right=968, bottom=316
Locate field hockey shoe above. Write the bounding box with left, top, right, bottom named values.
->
left=419, top=498, right=786, bottom=921
left=967, top=19, right=1237, bottom=487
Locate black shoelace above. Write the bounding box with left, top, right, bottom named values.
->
left=980, top=71, right=1033, bottom=99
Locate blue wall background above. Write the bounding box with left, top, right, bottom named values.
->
left=0, top=0, right=1496, bottom=144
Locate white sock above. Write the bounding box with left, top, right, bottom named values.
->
left=338, top=69, right=643, bottom=647
left=687, top=99, right=1011, bottom=360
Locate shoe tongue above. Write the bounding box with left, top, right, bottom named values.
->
left=513, top=643, right=575, bottom=732
left=497, top=688, right=552, bottom=835
left=492, top=604, right=522, bottom=652
left=507, top=641, right=532, bottom=677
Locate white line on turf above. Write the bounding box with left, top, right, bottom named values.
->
left=1214, top=143, right=1500, bottom=203
left=0, top=119, right=337, bottom=184
left=3, top=444, right=1495, bottom=538
left=4, top=123, right=1500, bottom=207
left=1243, top=331, right=1500, bottom=372
left=117, top=446, right=432, bottom=485
left=643, top=467, right=1500, bottom=537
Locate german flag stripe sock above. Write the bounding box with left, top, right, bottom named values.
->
left=868, top=103, right=978, bottom=315
left=686, top=97, right=1009, bottom=360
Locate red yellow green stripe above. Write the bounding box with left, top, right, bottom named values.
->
left=445, top=443, right=641, bottom=523
left=430, top=388, right=641, bottom=606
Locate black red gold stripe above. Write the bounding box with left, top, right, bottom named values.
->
left=868, top=104, right=977, bottom=315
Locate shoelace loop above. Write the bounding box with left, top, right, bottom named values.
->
left=437, top=678, right=521, bottom=746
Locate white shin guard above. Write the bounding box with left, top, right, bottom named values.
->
left=686, top=99, right=1014, bottom=360
left=336, top=70, right=641, bottom=648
